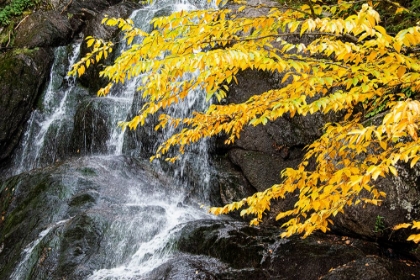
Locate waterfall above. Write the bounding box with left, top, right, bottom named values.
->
left=6, top=0, right=223, bottom=279
left=87, top=1, right=218, bottom=278
left=11, top=43, right=82, bottom=175
left=10, top=219, right=72, bottom=280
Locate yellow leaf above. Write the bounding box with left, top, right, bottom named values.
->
left=379, top=141, right=387, bottom=150
left=77, top=65, right=85, bottom=77
left=374, top=25, right=387, bottom=36
left=411, top=156, right=420, bottom=168
left=393, top=41, right=402, bottom=53
left=127, top=36, right=134, bottom=45
left=412, top=221, right=420, bottom=230
left=87, top=39, right=95, bottom=48
left=393, top=223, right=411, bottom=230
left=388, top=166, right=398, bottom=176
left=407, top=234, right=420, bottom=243
left=397, top=66, right=406, bottom=79
left=372, top=169, right=382, bottom=180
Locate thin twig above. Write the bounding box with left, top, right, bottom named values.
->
left=306, top=0, right=317, bottom=19
left=14, top=15, right=29, bottom=30
left=61, top=0, right=73, bottom=14
left=5, top=31, right=11, bottom=48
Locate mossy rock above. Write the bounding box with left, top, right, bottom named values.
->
left=0, top=47, right=53, bottom=165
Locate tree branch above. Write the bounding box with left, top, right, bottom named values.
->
left=306, top=0, right=317, bottom=19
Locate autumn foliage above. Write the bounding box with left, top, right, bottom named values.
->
left=69, top=0, right=420, bottom=242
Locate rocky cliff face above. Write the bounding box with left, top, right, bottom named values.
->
left=217, top=68, right=420, bottom=243
left=0, top=0, right=141, bottom=168
left=0, top=0, right=419, bottom=279
left=0, top=48, right=53, bottom=164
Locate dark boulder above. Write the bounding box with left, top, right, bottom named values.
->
left=146, top=253, right=269, bottom=280
left=320, top=255, right=417, bottom=280
left=228, top=149, right=302, bottom=192
left=82, top=2, right=141, bottom=40
left=173, top=219, right=420, bottom=279
left=70, top=98, right=112, bottom=155
left=14, top=11, right=73, bottom=49
left=123, top=90, right=161, bottom=159
left=47, top=0, right=126, bottom=40
left=0, top=48, right=53, bottom=165
left=210, top=155, right=256, bottom=206
left=214, top=69, right=342, bottom=215
left=220, top=68, right=420, bottom=246
left=226, top=70, right=344, bottom=154
left=65, top=0, right=123, bottom=16
left=332, top=162, right=420, bottom=242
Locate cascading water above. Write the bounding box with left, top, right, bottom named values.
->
left=10, top=218, right=72, bottom=280
left=11, top=43, right=82, bottom=175
left=5, top=0, right=224, bottom=279
left=86, top=1, right=219, bottom=278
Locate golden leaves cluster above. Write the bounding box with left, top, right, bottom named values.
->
left=69, top=0, right=420, bottom=242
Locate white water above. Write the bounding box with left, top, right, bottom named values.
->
left=89, top=198, right=212, bottom=279
left=10, top=219, right=71, bottom=280
left=9, top=0, right=220, bottom=279
left=12, top=43, right=81, bottom=174
left=88, top=1, right=217, bottom=278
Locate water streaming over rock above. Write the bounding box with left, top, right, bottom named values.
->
left=2, top=1, right=226, bottom=279
left=10, top=218, right=71, bottom=280
left=11, top=43, right=82, bottom=175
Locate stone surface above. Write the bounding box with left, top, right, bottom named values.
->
left=0, top=48, right=54, bottom=165
left=14, top=11, right=72, bottom=48
left=172, top=220, right=420, bottom=279
left=70, top=98, right=112, bottom=155
left=228, top=148, right=302, bottom=192
left=332, top=162, right=420, bottom=242
left=225, top=70, right=344, bottom=154
left=78, top=2, right=142, bottom=92
left=0, top=156, right=174, bottom=280
left=210, top=155, right=256, bottom=206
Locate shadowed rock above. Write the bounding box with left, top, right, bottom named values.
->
left=0, top=48, right=53, bottom=165
left=14, top=11, right=72, bottom=48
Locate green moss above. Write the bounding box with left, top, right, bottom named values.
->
left=0, top=47, right=37, bottom=67
left=0, top=0, right=39, bottom=27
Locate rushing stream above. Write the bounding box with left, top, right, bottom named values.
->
left=3, top=0, right=225, bottom=279
left=11, top=43, right=82, bottom=175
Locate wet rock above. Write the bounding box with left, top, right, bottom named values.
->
left=174, top=219, right=420, bottom=280
left=320, top=255, right=419, bottom=280
left=218, top=66, right=420, bottom=247
left=226, top=70, right=343, bottom=154
left=228, top=149, right=301, bottom=192
left=177, top=220, right=273, bottom=269
left=78, top=2, right=142, bottom=92
left=14, top=11, right=72, bottom=48
left=147, top=253, right=268, bottom=280
left=123, top=90, right=160, bottom=158
left=210, top=155, right=255, bottom=206
left=0, top=48, right=54, bottom=166
left=71, top=98, right=112, bottom=155
left=215, top=69, right=343, bottom=201
left=82, top=2, right=141, bottom=40
left=63, top=0, right=123, bottom=16
left=0, top=156, right=172, bottom=280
